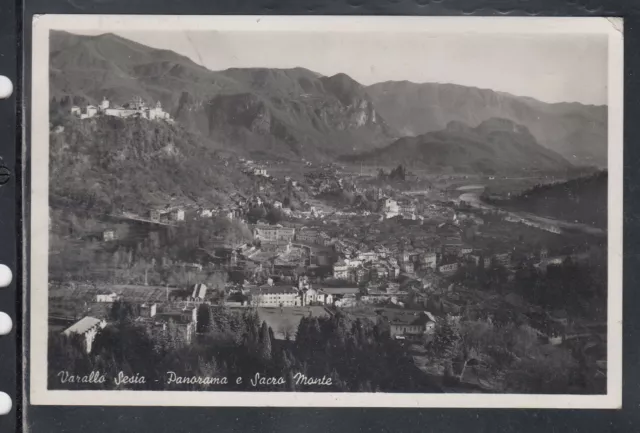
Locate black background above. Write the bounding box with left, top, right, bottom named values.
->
left=0, top=0, right=18, bottom=432
left=14, top=0, right=640, bottom=431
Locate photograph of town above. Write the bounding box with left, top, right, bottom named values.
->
left=45, top=25, right=610, bottom=396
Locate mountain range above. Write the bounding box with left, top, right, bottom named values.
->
left=50, top=31, right=394, bottom=161
left=49, top=31, right=608, bottom=170
left=367, top=81, right=607, bottom=167
left=341, top=118, right=573, bottom=174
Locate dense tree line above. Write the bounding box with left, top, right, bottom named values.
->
left=48, top=304, right=441, bottom=393
left=432, top=257, right=607, bottom=394
left=515, top=258, right=607, bottom=320
left=483, top=171, right=608, bottom=229
left=49, top=298, right=604, bottom=394
left=377, top=164, right=407, bottom=181
left=451, top=257, right=607, bottom=320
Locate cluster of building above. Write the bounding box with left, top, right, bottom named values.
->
left=330, top=220, right=476, bottom=282
left=504, top=214, right=562, bottom=234
left=383, top=198, right=419, bottom=220
left=251, top=224, right=335, bottom=250
left=148, top=207, right=185, bottom=223
left=70, top=96, right=173, bottom=122
left=303, top=169, right=343, bottom=196
left=242, top=223, right=338, bottom=270
left=294, top=227, right=332, bottom=247
left=240, top=159, right=270, bottom=178
left=231, top=277, right=359, bottom=308
left=59, top=156, right=601, bottom=365
left=253, top=224, right=296, bottom=244
left=102, top=207, right=186, bottom=235
left=63, top=274, right=441, bottom=354
left=62, top=297, right=199, bottom=354
left=383, top=310, right=437, bottom=340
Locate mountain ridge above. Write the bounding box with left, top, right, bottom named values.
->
left=341, top=117, right=573, bottom=174
left=370, top=79, right=606, bottom=108
left=366, top=80, right=607, bottom=167
left=50, top=31, right=397, bottom=161
left=50, top=31, right=606, bottom=168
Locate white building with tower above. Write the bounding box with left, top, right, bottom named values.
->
left=71, top=96, right=173, bottom=123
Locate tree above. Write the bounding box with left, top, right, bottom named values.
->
left=168, top=268, right=198, bottom=289
left=259, top=321, right=273, bottom=362
left=109, top=300, right=139, bottom=323
left=431, top=315, right=461, bottom=361
left=196, top=356, right=221, bottom=390
left=197, top=304, right=212, bottom=334
left=265, top=207, right=283, bottom=225
left=91, top=322, right=160, bottom=386
left=247, top=207, right=266, bottom=224
left=389, top=165, right=406, bottom=181
left=47, top=332, right=94, bottom=389
left=204, top=271, right=228, bottom=292
left=457, top=320, right=493, bottom=382
left=504, top=345, right=577, bottom=394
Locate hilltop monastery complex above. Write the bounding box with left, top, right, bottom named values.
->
left=70, top=96, right=173, bottom=122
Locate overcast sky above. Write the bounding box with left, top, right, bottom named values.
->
left=69, top=30, right=608, bottom=105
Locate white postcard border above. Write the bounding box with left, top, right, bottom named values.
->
left=28, top=14, right=624, bottom=408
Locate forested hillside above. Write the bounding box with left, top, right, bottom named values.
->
left=49, top=306, right=442, bottom=393
left=49, top=115, right=252, bottom=214
left=343, top=118, right=572, bottom=174
left=50, top=31, right=397, bottom=161
left=489, top=171, right=608, bottom=229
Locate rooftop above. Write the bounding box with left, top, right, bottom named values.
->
left=63, top=316, right=104, bottom=335
left=155, top=311, right=194, bottom=325
left=439, top=258, right=459, bottom=267
left=381, top=311, right=435, bottom=326
left=321, top=287, right=360, bottom=295
left=96, top=289, right=116, bottom=295
left=254, top=224, right=293, bottom=231
left=250, top=285, right=299, bottom=295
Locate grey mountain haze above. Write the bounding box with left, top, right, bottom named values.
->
left=49, top=31, right=608, bottom=168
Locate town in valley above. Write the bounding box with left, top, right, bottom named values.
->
left=47, top=30, right=609, bottom=395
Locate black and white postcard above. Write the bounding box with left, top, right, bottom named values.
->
left=29, top=15, right=623, bottom=408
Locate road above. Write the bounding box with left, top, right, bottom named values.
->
left=109, top=213, right=178, bottom=227
left=458, top=185, right=606, bottom=237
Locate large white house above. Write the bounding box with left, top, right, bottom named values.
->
left=302, top=288, right=334, bottom=306
left=63, top=316, right=107, bottom=353
left=421, top=251, right=437, bottom=270
left=95, top=291, right=119, bottom=303
left=250, top=284, right=301, bottom=307
left=254, top=224, right=295, bottom=243
left=333, top=260, right=350, bottom=280
left=385, top=311, right=436, bottom=339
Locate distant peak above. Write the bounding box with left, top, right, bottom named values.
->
left=327, top=72, right=350, bottom=80
left=476, top=117, right=531, bottom=135
left=320, top=73, right=367, bottom=105
left=445, top=120, right=472, bottom=132
left=88, top=32, right=132, bottom=43
left=91, top=32, right=118, bottom=38
left=323, top=72, right=362, bottom=86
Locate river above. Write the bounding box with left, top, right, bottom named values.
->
left=457, top=185, right=606, bottom=237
